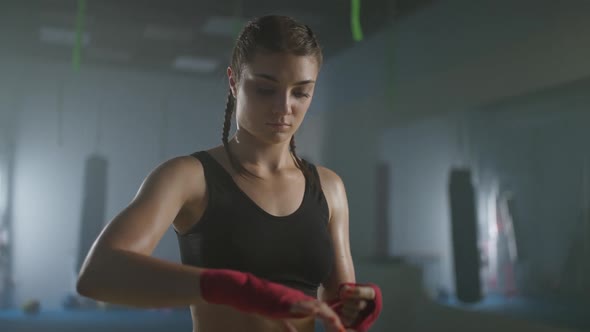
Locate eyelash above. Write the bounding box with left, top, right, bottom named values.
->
left=294, top=92, right=311, bottom=99
left=256, top=88, right=310, bottom=99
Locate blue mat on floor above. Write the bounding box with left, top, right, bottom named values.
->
left=437, top=294, right=590, bottom=331
left=0, top=309, right=328, bottom=332
left=0, top=309, right=193, bottom=332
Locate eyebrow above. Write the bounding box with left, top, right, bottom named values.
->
left=254, top=73, right=315, bottom=86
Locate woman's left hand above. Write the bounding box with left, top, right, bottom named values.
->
left=337, top=284, right=376, bottom=328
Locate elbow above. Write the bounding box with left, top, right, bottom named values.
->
left=76, top=257, right=107, bottom=299
left=76, top=248, right=114, bottom=299
left=76, top=272, right=97, bottom=298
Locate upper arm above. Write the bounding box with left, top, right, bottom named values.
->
left=82, top=156, right=206, bottom=261
left=316, top=166, right=355, bottom=301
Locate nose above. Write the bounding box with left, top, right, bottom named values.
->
left=272, top=92, right=292, bottom=115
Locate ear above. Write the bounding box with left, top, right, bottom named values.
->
left=227, top=66, right=237, bottom=97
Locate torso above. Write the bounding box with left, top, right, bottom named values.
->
left=173, top=146, right=308, bottom=232
left=173, top=146, right=330, bottom=332
left=191, top=303, right=316, bottom=332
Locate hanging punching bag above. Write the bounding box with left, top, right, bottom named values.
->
left=375, top=162, right=390, bottom=257
left=449, top=168, right=482, bottom=303
left=76, top=154, right=108, bottom=272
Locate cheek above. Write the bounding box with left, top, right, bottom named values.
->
left=235, top=102, right=264, bottom=129
left=242, top=95, right=273, bottom=115
left=236, top=92, right=264, bottom=117
left=294, top=98, right=312, bottom=115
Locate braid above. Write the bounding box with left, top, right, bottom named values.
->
left=289, top=135, right=296, bottom=152
left=222, top=89, right=242, bottom=173
left=289, top=135, right=316, bottom=190
left=289, top=135, right=303, bottom=166
left=222, top=89, right=234, bottom=147
left=221, top=88, right=257, bottom=177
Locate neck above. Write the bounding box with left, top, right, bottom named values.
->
left=228, top=129, right=295, bottom=173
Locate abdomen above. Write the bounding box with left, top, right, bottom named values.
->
left=191, top=302, right=316, bottom=332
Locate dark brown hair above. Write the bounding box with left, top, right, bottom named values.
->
left=222, top=15, right=323, bottom=184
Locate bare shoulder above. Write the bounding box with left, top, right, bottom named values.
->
left=160, top=154, right=205, bottom=179
left=315, top=165, right=345, bottom=193
left=146, top=154, right=206, bottom=204
left=143, top=155, right=203, bottom=190
left=129, top=154, right=207, bottom=220
left=156, top=154, right=204, bottom=174
left=314, top=165, right=348, bottom=221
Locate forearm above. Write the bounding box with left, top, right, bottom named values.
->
left=77, top=248, right=202, bottom=308
left=77, top=249, right=320, bottom=321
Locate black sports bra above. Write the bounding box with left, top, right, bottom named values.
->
left=175, top=151, right=335, bottom=296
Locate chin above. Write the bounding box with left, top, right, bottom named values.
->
left=263, top=131, right=293, bottom=144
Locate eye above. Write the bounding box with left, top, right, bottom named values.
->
left=293, top=91, right=311, bottom=99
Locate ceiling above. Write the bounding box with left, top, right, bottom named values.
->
left=0, top=0, right=434, bottom=77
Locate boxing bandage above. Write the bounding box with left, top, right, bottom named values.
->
left=329, top=282, right=382, bottom=332
left=199, top=269, right=314, bottom=319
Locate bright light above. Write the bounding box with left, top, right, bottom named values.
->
left=202, top=16, right=246, bottom=37
left=173, top=56, right=219, bottom=73
left=144, top=25, right=193, bottom=42
left=484, top=180, right=499, bottom=292
left=39, top=26, right=91, bottom=46
left=0, top=165, right=6, bottom=217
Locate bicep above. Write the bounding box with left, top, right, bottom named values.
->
left=87, top=157, right=204, bottom=258
left=317, top=169, right=355, bottom=301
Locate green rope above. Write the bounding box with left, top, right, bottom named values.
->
left=351, top=0, right=364, bottom=42
left=72, top=0, right=86, bottom=72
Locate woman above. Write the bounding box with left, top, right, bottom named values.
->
left=76, top=15, right=381, bottom=332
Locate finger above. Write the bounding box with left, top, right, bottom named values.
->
left=323, top=320, right=346, bottom=332
left=315, top=303, right=346, bottom=332
left=297, top=301, right=336, bottom=323
left=342, top=299, right=368, bottom=312
left=341, top=305, right=360, bottom=317
left=341, top=286, right=375, bottom=300
left=313, top=302, right=336, bottom=320
left=321, top=317, right=346, bottom=332
left=316, top=308, right=341, bottom=326
left=281, top=320, right=298, bottom=332
left=328, top=299, right=343, bottom=310
left=339, top=285, right=353, bottom=299
left=291, top=301, right=319, bottom=316
left=339, top=308, right=359, bottom=326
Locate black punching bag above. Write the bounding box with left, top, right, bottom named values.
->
left=76, top=154, right=108, bottom=272
left=449, top=168, right=482, bottom=303
left=375, top=162, right=391, bottom=257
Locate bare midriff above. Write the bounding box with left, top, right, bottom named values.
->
left=190, top=302, right=316, bottom=332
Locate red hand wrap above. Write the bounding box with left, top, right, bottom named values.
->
left=329, top=282, right=383, bottom=332
left=199, top=269, right=315, bottom=319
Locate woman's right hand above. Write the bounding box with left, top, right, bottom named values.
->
left=283, top=300, right=347, bottom=332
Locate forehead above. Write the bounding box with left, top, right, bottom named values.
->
left=241, top=52, right=319, bottom=82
